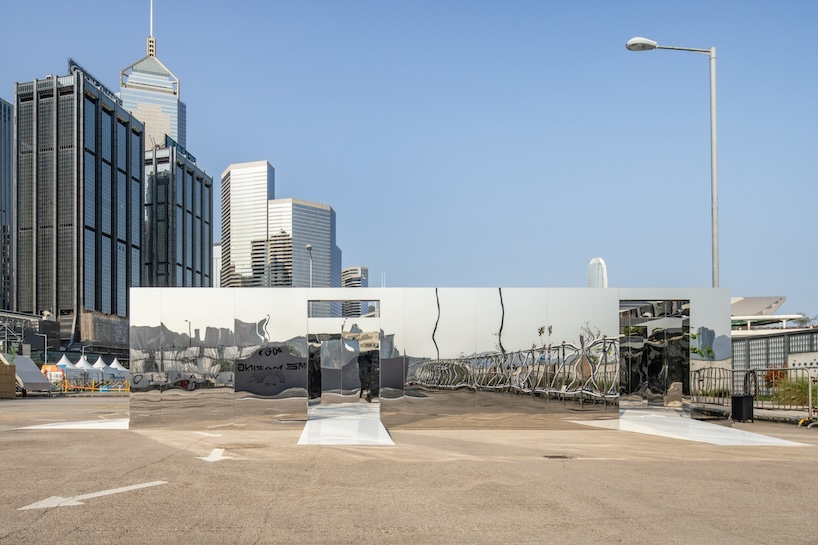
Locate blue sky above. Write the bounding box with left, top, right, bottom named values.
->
left=2, top=1, right=817, bottom=317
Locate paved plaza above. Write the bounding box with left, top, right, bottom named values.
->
left=2, top=395, right=818, bottom=544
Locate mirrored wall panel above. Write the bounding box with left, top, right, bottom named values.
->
left=130, top=287, right=731, bottom=430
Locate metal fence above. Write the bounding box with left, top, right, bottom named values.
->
left=692, top=366, right=817, bottom=412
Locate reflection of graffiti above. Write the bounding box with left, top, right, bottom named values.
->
left=248, top=365, right=285, bottom=386
left=407, top=336, right=619, bottom=405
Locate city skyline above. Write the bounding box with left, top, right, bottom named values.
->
left=1, top=2, right=816, bottom=317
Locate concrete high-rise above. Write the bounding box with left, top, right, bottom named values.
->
left=143, top=144, right=213, bottom=287
left=14, top=60, right=144, bottom=347
left=587, top=257, right=608, bottom=288
left=119, top=6, right=186, bottom=150
left=0, top=98, right=12, bottom=310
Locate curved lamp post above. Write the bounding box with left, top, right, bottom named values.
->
left=626, top=36, right=719, bottom=288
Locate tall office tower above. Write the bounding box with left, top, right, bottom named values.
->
left=341, top=266, right=369, bottom=317
left=220, top=161, right=275, bottom=287
left=587, top=257, right=608, bottom=288
left=266, top=199, right=341, bottom=288
left=267, top=198, right=342, bottom=317
left=0, top=98, right=12, bottom=310
left=119, top=5, right=186, bottom=150
left=15, top=60, right=144, bottom=347
left=143, top=141, right=213, bottom=287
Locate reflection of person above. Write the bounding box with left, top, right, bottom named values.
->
left=308, top=344, right=321, bottom=399
left=358, top=351, right=379, bottom=402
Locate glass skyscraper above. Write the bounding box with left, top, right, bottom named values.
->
left=267, top=198, right=342, bottom=290
left=0, top=98, right=12, bottom=310
left=120, top=32, right=186, bottom=150
left=14, top=60, right=144, bottom=346
left=143, top=144, right=213, bottom=287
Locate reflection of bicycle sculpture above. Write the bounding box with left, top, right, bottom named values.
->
left=407, top=335, right=619, bottom=405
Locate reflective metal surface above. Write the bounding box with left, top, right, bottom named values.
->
left=619, top=300, right=690, bottom=409
left=130, top=287, right=731, bottom=430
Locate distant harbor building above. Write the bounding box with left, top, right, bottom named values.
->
left=119, top=15, right=185, bottom=150
left=587, top=257, right=608, bottom=288
left=342, top=266, right=369, bottom=317
left=143, top=143, right=213, bottom=287
left=14, top=60, right=144, bottom=347
left=0, top=98, right=12, bottom=310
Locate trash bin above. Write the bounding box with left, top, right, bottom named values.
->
left=732, top=394, right=754, bottom=422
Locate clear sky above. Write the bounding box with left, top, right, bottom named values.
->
left=2, top=1, right=816, bottom=318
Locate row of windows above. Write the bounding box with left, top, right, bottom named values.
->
left=83, top=227, right=140, bottom=315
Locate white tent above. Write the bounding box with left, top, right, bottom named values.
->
left=109, top=358, right=130, bottom=378
left=75, top=356, right=94, bottom=369
left=93, top=356, right=121, bottom=379
left=74, top=356, right=103, bottom=382
left=56, top=354, right=78, bottom=370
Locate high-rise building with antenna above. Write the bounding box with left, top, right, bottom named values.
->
left=119, top=0, right=186, bottom=150
left=121, top=1, right=212, bottom=287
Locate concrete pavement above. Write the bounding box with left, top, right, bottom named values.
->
left=2, top=396, right=818, bottom=544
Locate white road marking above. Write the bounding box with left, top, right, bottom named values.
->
left=194, top=431, right=223, bottom=437
left=19, top=480, right=167, bottom=510
left=197, top=448, right=234, bottom=462
left=18, top=418, right=129, bottom=430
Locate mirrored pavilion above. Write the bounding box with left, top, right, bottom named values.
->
left=129, top=287, right=731, bottom=433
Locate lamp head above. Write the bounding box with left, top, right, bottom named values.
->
left=626, top=37, right=658, bottom=51
left=306, top=244, right=312, bottom=252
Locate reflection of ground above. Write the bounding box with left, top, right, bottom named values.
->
left=580, top=408, right=806, bottom=446
left=130, top=387, right=619, bottom=432
left=382, top=388, right=618, bottom=430
left=299, top=402, right=393, bottom=445
left=130, top=388, right=308, bottom=431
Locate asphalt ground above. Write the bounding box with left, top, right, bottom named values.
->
left=2, top=395, right=818, bottom=545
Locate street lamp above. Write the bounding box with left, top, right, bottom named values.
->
left=36, top=334, right=48, bottom=367
left=184, top=319, right=192, bottom=348
left=305, top=244, right=313, bottom=288
left=305, top=244, right=313, bottom=317
left=626, top=36, right=719, bottom=288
